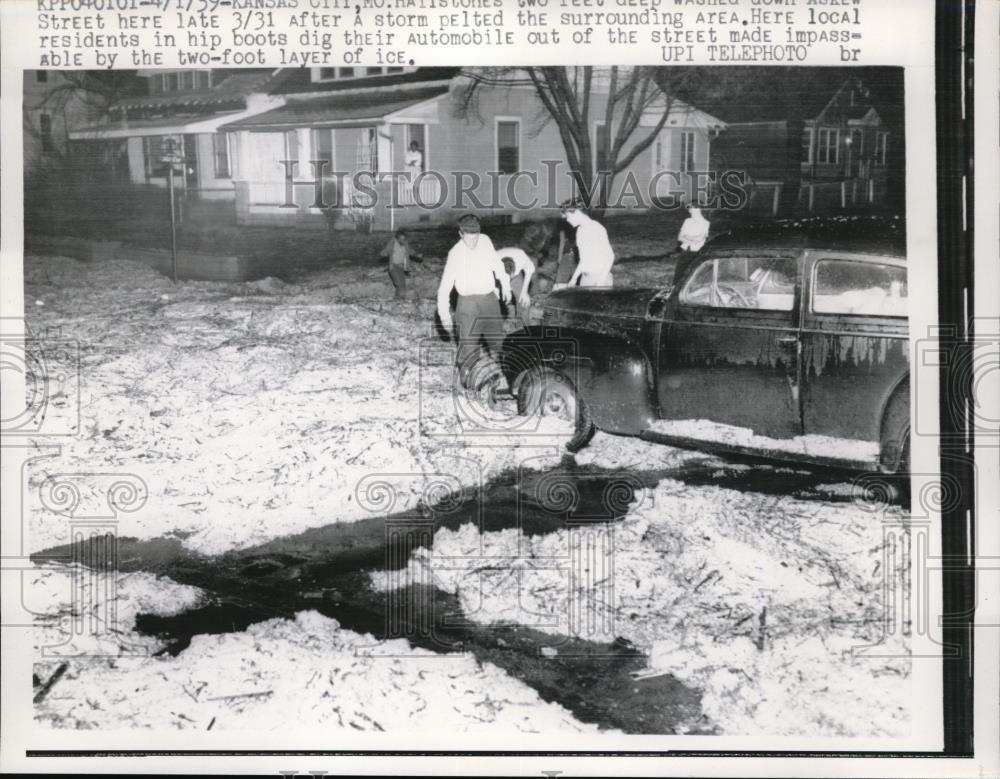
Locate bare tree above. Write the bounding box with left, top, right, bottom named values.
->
left=455, top=66, right=706, bottom=211
left=27, top=70, right=142, bottom=177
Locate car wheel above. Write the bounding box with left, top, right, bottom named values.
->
left=517, top=366, right=595, bottom=453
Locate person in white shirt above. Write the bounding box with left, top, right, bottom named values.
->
left=561, top=200, right=616, bottom=287
left=497, top=247, right=535, bottom=309
left=437, top=214, right=512, bottom=387
left=677, top=203, right=710, bottom=252
left=404, top=141, right=423, bottom=177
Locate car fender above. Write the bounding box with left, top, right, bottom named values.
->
left=502, top=327, right=657, bottom=435
left=878, top=374, right=910, bottom=472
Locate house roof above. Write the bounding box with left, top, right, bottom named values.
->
left=640, top=97, right=727, bottom=131
left=264, top=67, right=460, bottom=95
left=112, top=70, right=275, bottom=112
left=70, top=111, right=250, bottom=139
left=696, top=67, right=890, bottom=124
left=219, top=85, right=449, bottom=131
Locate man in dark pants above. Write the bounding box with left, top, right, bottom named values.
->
left=436, top=214, right=512, bottom=388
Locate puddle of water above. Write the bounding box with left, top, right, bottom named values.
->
left=133, top=578, right=707, bottom=735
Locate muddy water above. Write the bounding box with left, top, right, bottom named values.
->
left=32, top=460, right=863, bottom=734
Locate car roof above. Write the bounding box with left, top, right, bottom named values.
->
left=705, top=215, right=906, bottom=257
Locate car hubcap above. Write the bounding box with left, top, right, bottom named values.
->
left=541, top=386, right=575, bottom=421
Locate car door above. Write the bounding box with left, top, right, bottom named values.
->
left=800, top=252, right=909, bottom=445
left=656, top=252, right=804, bottom=438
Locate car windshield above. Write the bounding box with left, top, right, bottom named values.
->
left=680, top=256, right=797, bottom=311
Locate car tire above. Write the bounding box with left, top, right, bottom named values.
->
left=516, top=366, right=596, bottom=453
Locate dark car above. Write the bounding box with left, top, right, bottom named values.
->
left=501, top=217, right=910, bottom=473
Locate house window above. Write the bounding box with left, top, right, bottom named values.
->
left=143, top=135, right=165, bottom=178
left=366, top=67, right=383, bottom=76
left=194, top=72, right=208, bottom=90
left=339, top=67, right=355, bottom=78
left=496, top=120, right=520, bottom=175
left=213, top=133, right=231, bottom=178
left=875, top=132, right=888, bottom=165
left=680, top=131, right=696, bottom=173
left=39, top=114, right=54, bottom=153
left=850, top=128, right=864, bottom=157
left=36, top=71, right=48, bottom=83
left=801, top=127, right=813, bottom=164
left=165, top=73, right=179, bottom=92
left=387, top=67, right=404, bottom=73
left=359, top=127, right=378, bottom=172
left=817, top=128, right=839, bottom=164
left=319, top=68, right=337, bottom=80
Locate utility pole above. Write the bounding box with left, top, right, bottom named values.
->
left=160, top=136, right=183, bottom=283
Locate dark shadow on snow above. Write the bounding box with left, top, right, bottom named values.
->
left=32, top=458, right=873, bottom=734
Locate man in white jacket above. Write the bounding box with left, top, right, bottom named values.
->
left=437, top=214, right=511, bottom=387
left=561, top=199, right=616, bottom=288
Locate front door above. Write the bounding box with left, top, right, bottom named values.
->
left=183, top=134, right=198, bottom=190
left=657, top=253, right=803, bottom=438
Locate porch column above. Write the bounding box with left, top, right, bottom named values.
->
left=297, top=127, right=311, bottom=176
left=235, top=131, right=252, bottom=183
left=127, top=137, right=145, bottom=185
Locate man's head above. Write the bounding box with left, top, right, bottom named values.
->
left=394, top=229, right=407, bottom=243
left=559, top=198, right=587, bottom=227
left=409, top=141, right=420, bottom=151
left=501, top=257, right=516, bottom=277
left=458, top=214, right=481, bottom=249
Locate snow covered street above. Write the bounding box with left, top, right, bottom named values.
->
left=23, top=251, right=911, bottom=737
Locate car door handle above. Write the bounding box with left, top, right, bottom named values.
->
left=776, top=336, right=799, bottom=348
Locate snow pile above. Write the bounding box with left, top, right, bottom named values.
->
left=35, top=601, right=602, bottom=733
left=648, top=418, right=881, bottom=463
left=375, top=479, right=911, bottom=737
left=29, top=563, right=204, bottom=691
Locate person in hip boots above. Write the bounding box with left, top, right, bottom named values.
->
left=497, top=246, right=536, bottom=328
left=380, top=229, right=422, bottom=299
left=436, top=214, right=512, bottom=388
left=560, top=198, right=616, bottom=288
